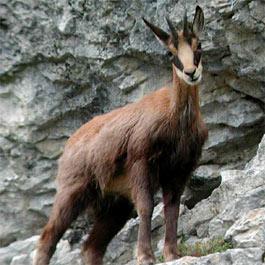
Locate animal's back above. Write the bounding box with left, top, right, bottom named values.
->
left=66, top=87, right=170, bottom=148
left=57, top=87, right=171, bottom=191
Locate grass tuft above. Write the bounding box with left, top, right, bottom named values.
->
left=157, top=236, right=233, bottom=262
left=178, top=236, right=232, bottom=257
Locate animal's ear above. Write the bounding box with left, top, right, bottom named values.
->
left=142, top=17, right=170, bottom=46
left=192, top=6, right=204, bottom=36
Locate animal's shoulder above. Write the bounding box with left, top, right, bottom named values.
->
left=65, top=87, right=170, bottom=147
left=65, top=109, right=121, bottom=147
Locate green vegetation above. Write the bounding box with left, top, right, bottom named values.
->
left=157, top=237, right=233, bottom=262
left=178, top=237, right=233, bottom=257
left=157, top=255, right=165, bottom=263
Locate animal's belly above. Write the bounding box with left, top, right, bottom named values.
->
left=103, top=174, right=132, bottom=200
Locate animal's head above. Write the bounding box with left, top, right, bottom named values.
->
left=143, top=6, right=205, bottom=86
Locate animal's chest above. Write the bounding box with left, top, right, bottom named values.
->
left=150, top=129, right=205, bottom=178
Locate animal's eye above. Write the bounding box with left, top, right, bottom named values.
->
left=166, top=51, right=174, bottom=61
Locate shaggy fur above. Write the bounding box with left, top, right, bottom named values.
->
left=34, top=6, right=208, bottom=265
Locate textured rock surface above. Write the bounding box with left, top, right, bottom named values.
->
left=182, top=165, right=222, bottom=209
left=1, top=240, right=263, bottom=265
left=179, top=134, right=265, bottom=239
left=225, top=208, right=265, bottom=250
left=157, top=248, right=264, bottom=265
left=0, top=236, right=83, bottom=265
left=0, top=0, right=265, bottom=264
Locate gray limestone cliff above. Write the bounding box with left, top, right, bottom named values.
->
left=0, top=0, right=264, bottom=264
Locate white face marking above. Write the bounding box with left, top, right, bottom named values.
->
left=174, top=60, right=203, bottom=86
left=168, top=32, right=203, bottom=86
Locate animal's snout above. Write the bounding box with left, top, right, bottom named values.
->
left=184, top=68, right=196, bottom=79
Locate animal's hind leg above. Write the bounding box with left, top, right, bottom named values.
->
left=33, top=184, right=89, bottom=265
left=82, top=196, right=133, bottom=265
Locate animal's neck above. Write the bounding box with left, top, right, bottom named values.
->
left=170, top=66, right=200, bottom=118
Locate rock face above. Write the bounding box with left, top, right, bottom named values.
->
left=157, top=248, right=264, bottom=265
left=0, top=236, right=82, bottom=265
left=179, top=134, right=265, bottom=239
left=225, top=208, right=265, bottom=250
left=0, top=0, right=265, bottom=264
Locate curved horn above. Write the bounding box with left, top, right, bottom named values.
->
left=142, top=17, right=170, bottom=44
left=166, top=17, right=178, bottom=47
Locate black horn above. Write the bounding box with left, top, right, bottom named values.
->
left=142, top=17, right=170, bottom=44
left=166, top=17, right=178, bottom=47
left=183, top=10, right=189, bottom=38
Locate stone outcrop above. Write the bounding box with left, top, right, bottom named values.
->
left=157, top=248, right=264, bottom=265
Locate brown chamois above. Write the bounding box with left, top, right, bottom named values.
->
left=34, top=6, right=208, bottom=265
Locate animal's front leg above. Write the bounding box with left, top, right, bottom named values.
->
left=131, top=160, right=155, bottom=265
left=136, top=197, right=155, bottom=265
left=162, top=188, right=181, bottom=261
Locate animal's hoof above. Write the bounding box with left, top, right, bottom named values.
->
left=163, top=246, right=181, bottom=262
left=138, top=262, right=154, bottom=265
left=164, top=253, right=181, bottom=262
left=137, top=255, right=155, bottom=265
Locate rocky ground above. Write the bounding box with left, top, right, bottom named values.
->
left=0, top=0, right=264, bottom=264
left=1, top=135, right=264, bottom=264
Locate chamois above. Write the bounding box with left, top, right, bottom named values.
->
left=34, top=6, right=208, bottom=265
